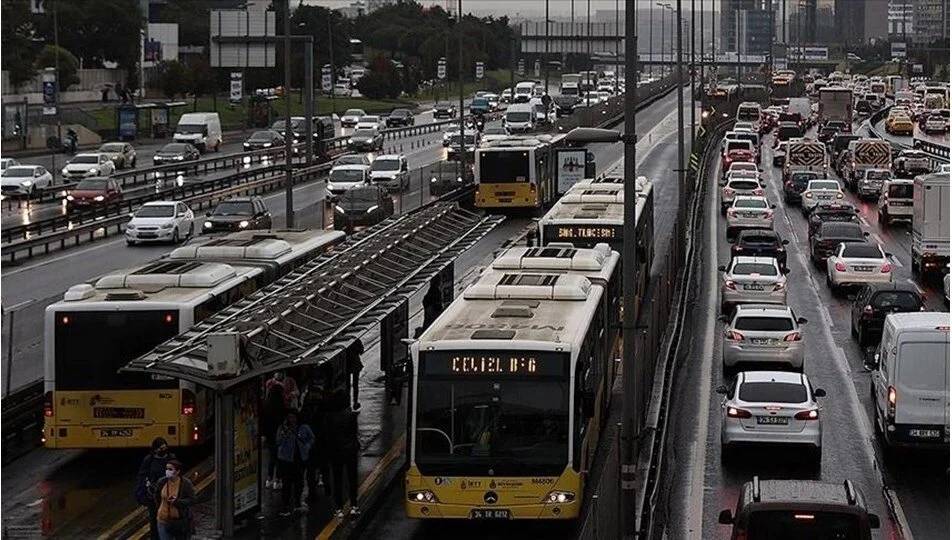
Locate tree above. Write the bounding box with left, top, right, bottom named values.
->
left=34, top=0, right=143, bottom=73
left=156, top=60, right=188, bottom=100
left=187, top=60, right=216, bottom=100
left=35, top=45, right=80, bottom=90
left=1, top=0, right=38, bottom=89
left=357, top=55, right=402, bottom=99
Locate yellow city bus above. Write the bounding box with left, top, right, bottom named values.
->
left=474, top=135, right=563, bottom=211
left=406, top=244, right=621, bottom=521
left=42, top=230, right=343, bottom=449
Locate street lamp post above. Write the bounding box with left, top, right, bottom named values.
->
left=283, top=0, right=294, bottom=228
left=649, top=0, right=654, bottom=79
left=658, top=3, right=667, bottom=77
left=457, top=0, right=465, bottom=185
left=545, top=0, right=550, bottom=95
left=690, top=0, right=696, bottom=151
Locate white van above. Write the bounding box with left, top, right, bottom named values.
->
left=871, top=312, right=950, bottom=449
left=174, top=112, right=223, bottom=153
left=514, top=82, right=536, bottom=103
left=504, top=103, right=535, bottom=133
left=528, top=97, right=549, bottom=126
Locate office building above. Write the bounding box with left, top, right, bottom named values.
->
left=889, top=1, right=915, bottom=37
left=912, top=0, right=950, bottom=43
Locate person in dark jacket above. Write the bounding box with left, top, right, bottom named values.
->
left=153, top=460, right=195, bottom=540
left=275, top=410, right=314, bottom=516
left=136, top=437, right=177, bottom=540
left=262, top=376, right=287, bottom=490
left=327, top=394, right=360, bottom=517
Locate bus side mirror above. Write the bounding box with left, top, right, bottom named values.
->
left=718, top=509, right=734, bottom=525
left=868, top=514, right=880, bottom=529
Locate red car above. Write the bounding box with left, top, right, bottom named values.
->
left=722, top=149, right=755, bottom=177
left=65, top=177, right=123, bottom=212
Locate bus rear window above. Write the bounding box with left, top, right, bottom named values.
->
left=479, top=151, right=531, bottom=183
left=747, top=510, right=865, bottom=539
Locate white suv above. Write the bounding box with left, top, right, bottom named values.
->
left=326, top=164, right=370, bottom=201
left=800, top=179, right=844, bottom=215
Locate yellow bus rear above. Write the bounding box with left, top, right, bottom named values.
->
left=475, top=181, right=541, bottom=209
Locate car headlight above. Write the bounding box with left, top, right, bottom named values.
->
left=172, top=155, right=184, bottom=161
left=20, top=180, right=32, bottom=187
left=66, top=195, right=75, bottom=201
left=160, top=223, right=174, bottom=229
left=544, top=491, right=576, bottom=504
left=87, top=169, right=99, bottom=176
left=203, top=221, right=213, bottom=228
left=408, top=490, right=439, bottom=503
left=94, top=195, right=105, bottom=201
left=366, top=205, right=379, bottom=214
left=238, top=220, right=250, bottom=229
left=126, top=222, right=136, bottom=229
left=348, top=138, right=354, bottom=144
left=334, top=204, right=345, bottom=213
left=263, top=143, right=272, bottom=148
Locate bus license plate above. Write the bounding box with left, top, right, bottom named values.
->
left=99, top=428, right=134, bottom=438
left=909, top=429, right=940, bottom=438
left=470, top=509, right=511, bottom=520
left=757, top=416, right=789, bottom=425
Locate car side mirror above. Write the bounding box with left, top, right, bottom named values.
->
left=866, top=349, right=880, bottom=369
left=863, top=231, right=870, bottom=237
left=718, top=509, right=734, bottom=525
left=771, top=204, right=777, bottom=209
left=868, top=513, right=880, bottom=529
left=781, top=239, right=790, bottom=245
left=717, top=265, right=727, bottom=272
left=813, top=388, right=827, bottom=398
left=715, top=385, right=729, bottom=395
left=797, top=317, right=808, bottom=324
left=782, top=268, right=791, bottom=274
left=205, top=211, right=211, bottom=217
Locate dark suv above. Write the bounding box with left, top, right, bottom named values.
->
left=807, top=202, right=860, bottom=238
left=810, top=222, right=868, bottom=264
left=731, top=230, right=789, bottom=269
left=719, top=477, right=881, bottom=540
left=386, top=108, right=415, bottom=128
left=203, top=196, right=272, bottom=233
left=851, top=283, right=925, bottom=345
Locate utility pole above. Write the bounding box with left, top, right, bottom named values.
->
left=711, top=0, right=716, bottom=83
left=328, top=15, right=336, bottom=115
left=457, top=0, right=465, bottom=184
left=283, top=0, right=294, bottom=227
left=700, top=0, right=705, bottom=89
left=676, top=0, right=686, bottom=217
left=615, top=0, right=619, bottom=95
left=660, top=5, right=666, bottom=77
left=649, top=1, right=655, bottom=78
left=52, top=0, right=62, bottom=179
left=736, top=8, right=741, bottom=81
left=545, top=0, right=550, bottom=95
left=690, top=0, right=696, bottom=150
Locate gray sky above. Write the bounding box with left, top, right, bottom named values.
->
left=304, top=0, right=722, bottom=18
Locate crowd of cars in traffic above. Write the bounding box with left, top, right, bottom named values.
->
left=715, top=75, right=949, bottom=538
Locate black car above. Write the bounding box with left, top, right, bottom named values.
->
left=807, top=202, right=860, bottom=237
left=851, top=283, right=925, bottom=346
left=333, top=184, right=394, bottom=232
left=433, top=102, right=457, bottom=119
left=553, top=94, right=580, bottom=117
left=774, top=122, right=802, bottom=145
left=152, top=142, right=201, bottom=165
left=242, top=130, right=285, bottom=151
left=810, top=222, right=868, bottom=264
left=855, top=100, right=873, bottom=116
left=731, top=229, right=789, bottom=269
left=203, top=196, right=272, bottom=233
left=817, top=125, right=840, bottom=143
left=783, top=170, right=822, bottom=204
left=386, top=108, right=415, bottom=128
left=347, top=128, right=384, bottom=152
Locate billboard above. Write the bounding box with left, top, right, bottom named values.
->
left=210, top=8, right=276, bottom=68
left=557, top=149, right=587, bottom=193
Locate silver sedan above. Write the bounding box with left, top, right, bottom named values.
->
left=719, top=256, right=788, bottom=313
left=726, top=196, right=775, bottom=238
left=721, top=304, right=807, bottom=372
left=718, top=370, right=825, bottom=467
left=826, top=242, right=893, bottom=291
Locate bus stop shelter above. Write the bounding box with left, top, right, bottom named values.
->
left=115, top=101, right=188, bottom=141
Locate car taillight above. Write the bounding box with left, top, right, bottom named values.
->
left=836, top=193, right=844, bottom=199
left=773, top=282, right=786, bottom=291
left=804, top=192, right=813, bottom=199
left=863, top=304, right=874, bottom=315
left=723, top=187, right=735, bottom=196
left=794, top=409, right=819, bottom=420
left=887, top=385, right=897, bottom=420
left=727, top=209, right=737, bottom=217
left=764, top=210, right=773, bottom=219
left=754, top=188, right=764, bottom=195
left=724, top=279, right=737, bottom=290
left=783, top=331, right=801, bottom=341
left=834, top=261, right=847, bottom=272
left=182, top=389, right=196, bottom=416
left=880, top=262, right=892, bottom=273
left=44, top=391, right=54, bottom=418
left=725, top=329, right=744, bottom=341
left=727, top=407, right=752, bottom=418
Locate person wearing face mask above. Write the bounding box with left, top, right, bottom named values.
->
left=152, top=460, right=196, bottom=540
left=136, top=437, right=177, bottom=540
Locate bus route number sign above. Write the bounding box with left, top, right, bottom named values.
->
left=554, top=225, right=620, bottom=241
left=422, top=352, right=565, bottom=377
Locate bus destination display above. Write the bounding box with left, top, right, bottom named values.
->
left=544, top=224, right=622, bottom=243
left=421, top=351, right=566, bottom=377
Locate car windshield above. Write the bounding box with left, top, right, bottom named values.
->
left=741, top=233, right=777, bottom=244
left=734, top=316, right=794, bottom=331
left=484, top=127, right=507, bottom=135
left=734, top=199, right=768, bottom=209
left=335, top=156, right=366, bottom=166
left=177, top=124, right=206, bottom=134
left=841, top=244, right=882, bottom=258
left=507, top=112, right=532, bottom=122
left=330, top=169, right=365, bottom=183
left=340, top=187, right=379, bottom=204
left=739, top=382, right=807, bottom=403
left=75, top=179, right=109, bottom=190
left=865, top=170, right=890, bottom=180
left=732, top=262, right=777, bottom=276
left=160, top=144, right=189, bottom=153
left=888, top=183, right=913, bottom=198
left=371, top=159, right=400, bottom=172
left=810, top=181, right=840, bottom=190
left=100, top=144, right=124, bottom=152
left=791, top=173, right=820, bottom=184
left=3, top=168, right=34, bottom=177
left=727, top=142, right=750, bottom=152
left=71, top=155, right=99, bottom=164
left=777, top=126, right=800, bottom=139
left=360, top=116, right=379, bottom=123
left=213, top=201, right=254, bottom=216
left=732, top=164, right=757, bottom=171
left=353, top=129, right=376, bottom=137
left=728, top=180, right=758, bottom=190
left=823, top=224, right=864, bottom=239
left=344, top=109, right=364, bottom=116
left=392, top=109, right=411, bottom=117
left=472, top=98, right=489, bottom=107
left=136, top=205, right=175, bottom=218
left=437, top=103, right=453, bottom=110
left=902, top=151, right=926, bottom=159
left=747, top=510, right=864, bottom=539
left=871, top=291, right=922, bottom=310
left=250, top=131, right=276, bottom=141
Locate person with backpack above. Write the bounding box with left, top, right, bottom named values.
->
left=136, top=437, right=177, bottom=540
left=153, top=460, right=195, bottom=540
left=275, top=409, right=314, bottom=516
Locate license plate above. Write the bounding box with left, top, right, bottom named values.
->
left=757, top=416, right=789, bottom=425
left=892, top=201, right=912, bottom=207
left=93, top=407, right=145, bottom=419
left=817, top=194, right=833, bottom=200
left=743, top=284, right=765, bottom=291
left=99, top=428, right=134, bottom=438
left=853, top=266, right=873, bottom=272
left=909, top=429, right=940, bottom=438
left=750, top=338, right=775, bottom=345
left=742, top=212, right=759, bottom=218
left=138, top=233, right=157, bottom=239
left=470, top=509, right=511, bottom=520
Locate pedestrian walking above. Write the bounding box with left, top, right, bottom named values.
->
left=136, top=437, right=177, bottom=540
left=275, top=410, right=314, bottom=516
left=327, top=394, right=360, bottom=518
left=262, top=374, right=287, bottom=490
left=153, top=460, right=195, bottom=540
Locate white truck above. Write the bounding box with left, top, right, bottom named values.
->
left=818, top=87, right=853, bottom=126
left=912, top=172, right=950, bottom=276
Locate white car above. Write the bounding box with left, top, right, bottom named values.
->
left=800, top=179, right=844, bottom=214
left=340, top=109, right=366, bottom=128
left=480, top=126, right=510, bottom=144
left=369, top=154, right=409, bottom=192
left=727, top=162, right=760, bottom=179
left=718, top=370, right=825, bottom=466
left=720, top=177, right=764, bottom=213
left=333, top=83, right=352, bottom=97
left=0, top=158, right=20, bottom=171
left=356, top=115, right=384, bottom=131
left=125, top=201, right=195, bottom=245
left=726, top=196, right=775, bottom=237
left=733, top=121, right=755, bottom=132
left=719, top=256, right=788, bottom=313
left=826, top=242, right=893, bottom=291
left=1, top=165, right=53, bottom=196
left=877, top=178, right=914, bottom=225
left=61, top=153, right=116, bottom=181
left=326, top=164, right=370, bottom=200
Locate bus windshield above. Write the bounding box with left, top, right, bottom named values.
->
left=479, top=150, right=531, bottom=183
left=54, top=310, right=180, bottom=390
left=414, top=351, right=570, bottom=476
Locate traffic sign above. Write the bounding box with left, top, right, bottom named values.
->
left=230, top=72, right=243, bottom=103
left=517, top=59, right=525, bottom=76
left=475, top=61, right=484, bottom=80
left=533, top=59, right=541, bottom=78
left=321, top=64, right=333, bottom=92
left=438, top=58, right=447, bottom=80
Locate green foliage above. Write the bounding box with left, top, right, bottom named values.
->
left=187, top=60, right=216, bottom=98
left=1, top=0, right=38, bottom=89
left=35, top=45, right=81, bottom=90
left=33, top=0, right=143, bottom=73
left=157, top=60, right=189, bottom=100
left=357, top=55, right=403, bottom=100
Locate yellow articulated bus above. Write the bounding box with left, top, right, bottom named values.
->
left=406, top=243, right=621, bottom=521
left=474, top=135, right=565, bottom=212
left=43, top=229, right=343, bottom=449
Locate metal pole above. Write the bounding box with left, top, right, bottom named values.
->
left=457, top=0, right=464, bottom=184
left=711, top=0, right=716, bottom=83
left=700, top=0, right=705, bottom=89
left=620, top=0, right=640, bottom=529
left=511, top=34, right=516, bottom=103
left=328, top=16, right=336, bottom=115
left=691, top=0, right=696, bottom=150
left=545, top=0, right=550, bottom=95
left=213, top=391, right=236, bottom=535
left=586, top=0, right=591, bottom=117
left=660, top=6, right=665, bottom=78
left=676, top=1, right=686, bottom=213
left=736, top=8, right=741, bottom=81
left=53, top=0, right=61, bottom=178
left=649, top=1, right=654, bottom=79
left=283, top=0, right=294, bottom=228
left=614, top=0, right=619, bottom=95
left=305, top=41, right=314, bottom=166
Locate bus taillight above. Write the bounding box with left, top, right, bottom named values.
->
left=43, top=391, right=54, bottom=417
left=193, top=426, right=200, bottom=442
left=182, top=389, right=196, bottom=416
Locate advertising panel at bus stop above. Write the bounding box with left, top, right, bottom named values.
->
left=557, top=148, right=587, bottom=194
left=233, top=384, right=260, bottom=516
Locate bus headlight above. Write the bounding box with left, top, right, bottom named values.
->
left=408, top=490, right=439, bottom=503
left=544, top=490, right=576, bottom=504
